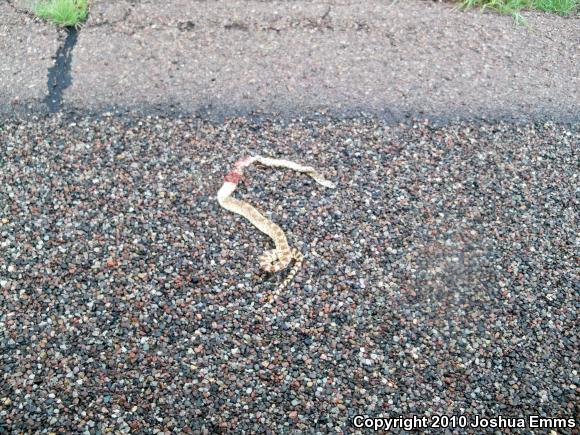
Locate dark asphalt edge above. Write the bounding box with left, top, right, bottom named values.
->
left=0, top=100, right=579, bottom=129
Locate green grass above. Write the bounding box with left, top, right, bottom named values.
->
left=33, top=0, right=88, bottom=27
left=461, top=0, right=578, bottom=22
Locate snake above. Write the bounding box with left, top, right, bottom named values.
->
left=217, top=156, right=335, bottom=294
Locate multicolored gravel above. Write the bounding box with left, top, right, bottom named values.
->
left=0, top=114, right=578, bottom=432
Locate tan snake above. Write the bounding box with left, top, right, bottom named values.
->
left=217, top=156, right=335, bottom=294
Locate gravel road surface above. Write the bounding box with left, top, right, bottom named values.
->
left=1, top=115, right=578, bottom=432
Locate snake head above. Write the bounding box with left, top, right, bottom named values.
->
left=259, top=250, right=285, bottom=273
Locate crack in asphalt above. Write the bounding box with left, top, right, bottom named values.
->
left=43, top=27, right=78, bottom=113
left=5, top=0, right=37, bottom=20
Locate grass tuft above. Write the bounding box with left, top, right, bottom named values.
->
left=461, top=0, right=578, bottom=22
left=33, top=0, right=88, bottom=27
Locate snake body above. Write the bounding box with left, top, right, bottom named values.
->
left=217, top=156, right=335, bottom=292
